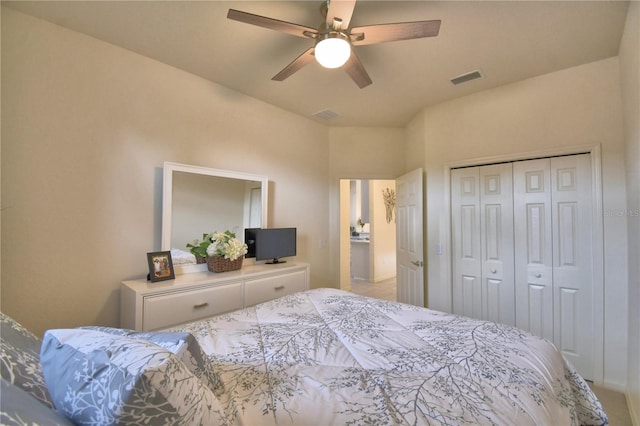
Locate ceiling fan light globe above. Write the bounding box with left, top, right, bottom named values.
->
left=315, top=37, right=351, bottom=68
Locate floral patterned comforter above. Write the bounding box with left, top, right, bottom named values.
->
left=171, top=288, right=607, bottom=425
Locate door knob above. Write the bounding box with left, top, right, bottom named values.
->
left=411, top=260, right=424, bottom=267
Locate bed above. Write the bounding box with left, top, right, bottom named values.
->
left=1, top=288, right=607, bottom=425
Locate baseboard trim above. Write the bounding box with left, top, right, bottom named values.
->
left=627, top=391, right=639, bottom=426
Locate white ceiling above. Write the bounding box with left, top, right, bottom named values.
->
left=4, top=1, right=629, bottom=127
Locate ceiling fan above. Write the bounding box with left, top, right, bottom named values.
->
left=227, top=0, right=441, bottom=88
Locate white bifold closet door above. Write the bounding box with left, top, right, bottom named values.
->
left=452, top=154, right=594, bottom=379
left=451, top=163, right=515, bottom=326
left=513, top=154, right=594, bottom=378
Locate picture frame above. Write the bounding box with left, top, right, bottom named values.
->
left=146, top=251, right=175, bottom=282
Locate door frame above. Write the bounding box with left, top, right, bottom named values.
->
left=443, top=143, right=604, bottom=384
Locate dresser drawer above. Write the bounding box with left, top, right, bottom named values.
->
left=244, top=270, right=307, bottom=307
left=143, top=282, right=243, bottom=330
left=122, top=263, right=310, bottom=331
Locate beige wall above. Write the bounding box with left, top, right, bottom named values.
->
left=619, top=1, right=639, bottom=422
left=370, top=180, right=396, bottom=282
left=408, top=57, right=629, bottom=389
left=1, top=8, right=331, bottom=336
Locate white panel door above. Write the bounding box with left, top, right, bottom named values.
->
left=514, top=159, right=554, bottom=341
left=550, top=154, right=594, bottom=378
left=514, top=155, right=595, bottom=379
left=453, top=165, right=515, bottom=325
left=396, top=169, right=424, bottom=306
left=451, top=167, right=482, bottom=319
left=480, top=164, right=515, bottom=325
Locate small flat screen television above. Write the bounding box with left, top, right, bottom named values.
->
left=255, top=228, right=296, bottom=264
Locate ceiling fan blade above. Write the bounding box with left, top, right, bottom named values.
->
left=272, top=47, right=316, bottom=81
left=351, top=20, right=441, bottom=46
left=325, top=0, right=357, bottom=29
left=228, top=9, right=317, bottom=39
left=343, top=50, right=372, bottom=89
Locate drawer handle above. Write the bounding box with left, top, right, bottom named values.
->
left=274, top=285, right=285, bottom=291
left=193, top=302, right=209, bottom=309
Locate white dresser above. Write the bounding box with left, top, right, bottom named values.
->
left=121, top=262, right=309, bottom=331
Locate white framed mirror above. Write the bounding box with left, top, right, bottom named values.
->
left=161, top=161, right=268, bottom=274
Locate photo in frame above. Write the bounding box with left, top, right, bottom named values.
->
left=146, top=251, right=175, bottom=282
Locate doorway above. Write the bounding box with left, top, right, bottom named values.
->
left=339, top=179, right=397, bottom=299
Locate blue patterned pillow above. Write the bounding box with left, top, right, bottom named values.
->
left=0, top=378, right=73, bottom=426
left=40, top=329, right=228, bottom=426
left=80, top=326, right=220, bottom=392
left=0, top=312, right=53, bottom=408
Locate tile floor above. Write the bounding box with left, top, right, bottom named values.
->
left=348, top=277, right=633, bottom=425
left=349, top=277, right=397, bottom=302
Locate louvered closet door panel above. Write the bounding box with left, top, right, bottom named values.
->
left=480, top=164, right=515, bottom=325
left=551, top=154, right=594, bottom=378
left=513, top=159, right=554, bottom=341
left=451, top=168, right=482, bottom=319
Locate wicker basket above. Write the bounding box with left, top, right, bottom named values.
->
left=207, top=256, right=243, bottom=273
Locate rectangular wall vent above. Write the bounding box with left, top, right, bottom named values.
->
left=313, top=109, right=339, bottom=120
left=450, top=70, right=483, bottom=86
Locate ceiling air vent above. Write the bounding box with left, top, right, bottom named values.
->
left=313, top=109, right=339, bottom=121
left=450, top=70, right=483, bottom=86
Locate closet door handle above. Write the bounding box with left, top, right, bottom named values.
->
left=193, top=302, right=209, bottom=309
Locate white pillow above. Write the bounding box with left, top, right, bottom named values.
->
left=40, top=329, right=227, bottom=425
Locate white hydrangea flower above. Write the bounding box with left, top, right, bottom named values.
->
left=205, top=230, right=248, bottom=260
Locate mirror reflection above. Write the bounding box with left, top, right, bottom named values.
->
left=171, top=172, right=262, bottom=249
left=161, top=162, right=268, bottom=274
